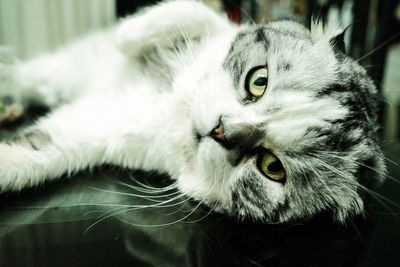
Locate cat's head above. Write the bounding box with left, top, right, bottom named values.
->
left=175, top=20, right=386, bottom=223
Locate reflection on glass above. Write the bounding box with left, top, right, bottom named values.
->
left=0, top=169, right=374, bottom=267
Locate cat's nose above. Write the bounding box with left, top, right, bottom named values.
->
left=210, top=123, right=226, bottom=144
left=210, top=120, right=236, bottom=149
left=210, top=117, right=264, bottom=151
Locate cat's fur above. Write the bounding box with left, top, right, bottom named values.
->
left=0, top=0, right=386, bottom=223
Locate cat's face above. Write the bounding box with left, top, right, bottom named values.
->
left=175, top=21, right=386, bottom=223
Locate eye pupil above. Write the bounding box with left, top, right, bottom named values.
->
left=253, top=77, right=268, bottom=86
left=267, top=160, right=283, bottom=172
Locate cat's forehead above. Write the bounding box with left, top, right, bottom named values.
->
left=223, top=22, right=335, bottom=88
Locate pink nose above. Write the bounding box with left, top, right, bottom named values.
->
left=210, top=123, right=225, bottom=143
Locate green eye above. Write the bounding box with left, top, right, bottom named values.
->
left=247, top=67, right=268, bottom=98
left=258, top=151, right=285, bottom=182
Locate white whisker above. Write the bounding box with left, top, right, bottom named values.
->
left=308, top=153, right=399, bottom=219
left=356, top=32, right=400, bottom=62
left=314, top=151, right=400, bottom=185
left=83, top=193, right=190, bottom=233
left=89, top=186, right=180, bottom=202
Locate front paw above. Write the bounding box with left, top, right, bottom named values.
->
left=0, top=47, right=24, bottom=126
left=0, top=102, right=24, bottom=126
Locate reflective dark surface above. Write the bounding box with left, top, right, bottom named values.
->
left=1, top=160, right=399, bottom=267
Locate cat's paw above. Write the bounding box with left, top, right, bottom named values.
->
left=0, top=102, right=24, bottom=126
left=0, top=47, right=24, bottom=125
left=115, top=17, right=149, bottom=56
left=114, top=0, right=227, bottom=57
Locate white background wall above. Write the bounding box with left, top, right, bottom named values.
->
left=0, top=0, right=116, bottom=59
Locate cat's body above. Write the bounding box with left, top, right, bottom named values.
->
left=0, top=1, right=386, bottom=223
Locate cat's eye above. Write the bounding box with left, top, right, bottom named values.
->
left=246, top=67, right=268, bottom=98
left=258, top=151, right=285, bottom=182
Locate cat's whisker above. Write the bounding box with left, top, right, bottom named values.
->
left=373, top=211, right=400, bottom=216
left=187, top=166, right=227, bottom=223
left=117, top=181, right=177, bottom=195
left=202, top=22, right=212, bottom=39
left=172, top=34, right=191, bottom=66
left=0, top=203, right=143, bottom=210
left=160, top=179, right=202, bottom=216
left=114, top=169, right=220, bottom=228
left=124, top=183, right=177, bottom=195
left=82, top=205, right=134, bottom=219
left=93, top=206, right=128, bottom=220
left=159, top=34, right=188, bottom=70
left=349, top=220, right=365, bottom=242
left=104, top=197, right=193, bottom=229
left=178, top=171, right=218, bottom=219
left=83, top=194, right=190, bottom=233
left=127, top=174, right=178, bottom=191
left=94, top=194, right=188, bottom=220
left=357, top=161, right=400, bottom=185
left=162, top=200, right=192, bottom=216
left=83, top=209, right=108, bottom=217
left=84, top=201, right=187, bottom=233
left=120, top=185, right=177, bottom=196
left=358, top=183, right=400, bottom=209
left=112, top=178, right=218, bottom=228
left=317, top=151, right=400, bottom=167
left=312, top=168, right=337, bottom=206
left=87, top=192, right=186, bottom=209
left=117, top=179, right=179, bottom=194
left=239, top=6, right=257, bottom=25
left=356, top=31, right=400, bottom=62
left=314, top=151, right=400, bottom=185
left=384, top=156, right=400, bottom=167
left=184, top=27, right=199, bottom=59
left=89, top=191, right=184, bottom=220
left=357, top=184, right=400, bottom=221
left=88, top=186, right=181, bottom=203
left=309, top=154, right=400, bottom=219
left=174, top=26, right=197, bottom=66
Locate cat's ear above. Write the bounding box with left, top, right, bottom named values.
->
left=329, top=26, right=350, bottom=55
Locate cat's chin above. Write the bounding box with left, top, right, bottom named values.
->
left=177, top=137, right=235, bottom=208
left=176, top=171, right=234, bottom=211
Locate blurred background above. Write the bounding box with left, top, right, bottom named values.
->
left=0, top=0, right=399, bottom=141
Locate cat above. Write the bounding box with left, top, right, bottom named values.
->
left=0, top=0, right=386, bottom=224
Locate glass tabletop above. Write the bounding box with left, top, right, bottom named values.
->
left=1, top=162, right=399, bottom=267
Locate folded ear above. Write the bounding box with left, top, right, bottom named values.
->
left=329, top=26, right=350, bottom=55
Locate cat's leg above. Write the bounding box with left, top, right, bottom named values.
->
left=1, top=51, right=85, bottom=109
left=0, top=31, right=118, bottom=111
left=0, top=97, right=111, bottom=191
left=115, top=0, right=232, bottom=57
left=0, top=54, right=73, bottom=126
left=0, top=92, right=187, bottom=192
